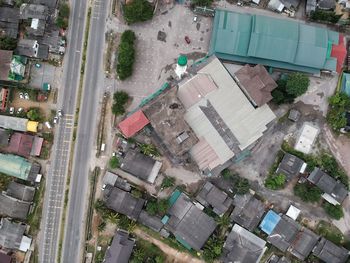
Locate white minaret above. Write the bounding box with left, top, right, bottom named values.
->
left=175, top=55, right=188, bottom=78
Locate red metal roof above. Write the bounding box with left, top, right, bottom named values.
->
left=331, top=34, right=347, bottom=73
left=118, top=110, right=150, bottom=138
left=6, top=133, right=34, bottom=157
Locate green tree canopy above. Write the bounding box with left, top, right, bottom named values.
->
left=109, top=156, right=120, bottom=169
left=327, top=93, right=350, bottom=131
left=286, top=72, right=310, bottom=97
left=323, top=203, right=344, bottom=220
left=116, top=30, right=136, bottom=80
left=161, top=176, right=175, bottom=188
left=265, top=173, right=286, bottom=190
left=112, top=91, right=129, bottom=116
left=294, top=183, right=322, bottom=203
left=26, top=108, right=43, bottom=121
left=123, top=0, right=154, bottom=24
left=191, top=0, right=213, bottom=6
left=0, top=36, right=17, bottom=50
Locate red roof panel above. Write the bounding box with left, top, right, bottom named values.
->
left=118, top=110, right=150, bottom=138
left=331, top=34, right=347, bottom=73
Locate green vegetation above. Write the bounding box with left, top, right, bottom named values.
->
left=42, top=132, right=54, bottom=143
left=123, top=0, right=153, bottom=24
left=0, top=36, right=17, bottom=50
left=161, top=176, right=175, bottom=189
left=117, top=30, right=136, bottom=80
left=293, top=183, right=322, bottom=203
left=130, top=238, right=166, bottom=263
left=272, top=73, right=310, bottom=104
left=56, top=2, right=70, bottom=29
left=191, top=0, right=213, bottom=6
left=265, top=173, right=286, bottom=190
left=202, top=235, right=224, bottom=262
left=28, top=181, right=45, bottom=235
left=221, top=169, right=250, bottom=194
left=131, top=189, right=143, bottom=198
left=146, top=199, right=169, bottom=216
left=0, top=173, right=12, bottom=191
left=310, top=10, right=341, bottom=24
left=315, top=220, right=345, bottom=245
left=109, top=156, right=120, bottom=169
left=327, top=93, right=350, bottom=131
left=27, top=107, right=43, bottom=121
left=281, top=141, right=348, bottom=187
left=323, top=203, right=344, bottom=220
left=140, top=143, right=160, bottom=157
left=112, top=90, right=130, bottom=116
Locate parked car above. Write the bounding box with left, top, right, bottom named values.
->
left=35, top=63, right=41, bottom=68
left=193, top=16, right=198, bottom=22
left=53, top=116, right=59, bottom=124
left=17, top=108, right=23, bottom=114
left=45, top=121, right=52, bottom=129
left=57, top=110, right=63, bottom=117
left=24, top=93, right=29, bottom=100
left=9, top=107, right=14, bottom=114
left=19, top=92, right=24, bottom=99
left=185, top=36, right=191, bottom=44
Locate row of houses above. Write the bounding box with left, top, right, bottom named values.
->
left=0, top=1, right=65, bottom=60
left=101, top=175, right=349, bottom=262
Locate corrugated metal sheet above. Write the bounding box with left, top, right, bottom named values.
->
left=0, top=153, right=32, bottom=180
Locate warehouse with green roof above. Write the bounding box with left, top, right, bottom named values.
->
left=0, top=153, right=32, bottom=180
left=209, top=10, right=346, bottom=74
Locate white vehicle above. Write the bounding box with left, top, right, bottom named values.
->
left=53, top=116, right=59, bottom=124
left=17, top=108, right=23, bottom=114
left=193, top=16, right=198, bottom=22
left=100, top=143, right=106, bottom=152
left=19, top=92, right=24, bottom=99
left=9, top=107, right=14, bottom=114
left=57, top=110, right=63, bottom=117
left=45, top=121, right=52, bottom=129
left=24, top=93, right=29, bottom=100
left=101, top=184, right=106, bottom=190
left=112, top=152, right=116, bottom=157
left=237, top=1, right=243, bottom=6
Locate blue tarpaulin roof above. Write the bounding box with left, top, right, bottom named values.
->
left=259, top=210, right=281, bottom=235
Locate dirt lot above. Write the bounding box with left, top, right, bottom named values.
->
left=106, top=4, right=213, bottom=110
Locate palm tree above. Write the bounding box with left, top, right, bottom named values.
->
left=107, top=212, right=120, bottom=224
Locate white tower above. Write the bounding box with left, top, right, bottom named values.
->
left=175, top=55, right=188, bottom=78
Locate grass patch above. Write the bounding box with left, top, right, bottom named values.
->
left=28, top=180, right=46, bottom=236
left=315, top=220, right=345, bottom=245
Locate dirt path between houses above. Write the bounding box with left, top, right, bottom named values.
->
left=133, top=228, right=204, bottom=263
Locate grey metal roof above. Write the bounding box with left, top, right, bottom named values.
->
left=0, top=128, right=10, bottom=147
left=313, top=237, right=349, bottom=263
left=104, top=187, right=144, bottom=220
left=6, top=181, right=35, bottom=202
left=289, top=228, right=319, bottom=260
left=318, top=0, right=336, bottom=9
left=103, top=171, right=132, bottom=191
left=0, top=115, right=27, bottom=132
left=276, top=153, right=305, bottom=180
left=0, top=218, right=26, bottom=250
left=230, top=194, right=265, bottom=231
left=19, top=4, right=48, bottom=20
left=0, top=193, right=31, bottom=220
left=104, top=230, right=134, bottom=263
left=306, top=0, right=317, bottom=14
left=222, top=224, right=266, bottom=263
left=267, top=215, right=301, bottom=252
left=196, top=182, right=233, bottom=216
left=308, top=168, right=348, bottom=204
left=120, top=150, right=156, bottom=183
left=137, top=210, right=163, bottom=232
left=166, top=193, right=217, bottom=251
left=0, top=7, right=19, bottom=38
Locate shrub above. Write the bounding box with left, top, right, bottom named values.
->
left=146, top=199, right=169, bottom=216
left=221, top=169, right=250, bottom=194
left=294, top=183, right=322, bottom=203
left=285, top=72, right=310, bottom=97
left=265, top=173, right=286, bottom=190
left=202, top=236, right=224, bottom=262
left=56, top=2, right=70, bottom=29
left=109, top=156, right=119, bottom=169
left=123, top=0, right=153, bottom=24
left=161, top=176, right=175, bottom=188
left=323, top=203, right=344, bottom=220
left=192, top=0, right=213, bottom=6
left=140, top=143, right=159, bottom=157
left=310, top=10, right=342, bottom=24
left=27, top=108, right=43, bottom=121
left=0, top=36, right=17, bottom=50
left=112, top=91, right=129, bottom=116
left=327, top=93, right=350, bottom=131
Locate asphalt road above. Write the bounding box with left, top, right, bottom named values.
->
left=61, top=0, right=109, bottom=262
left=39, top=0, right=88, bottom=261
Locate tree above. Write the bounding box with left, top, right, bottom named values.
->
left=310, top=10, right=342, bottom=24
left=216, top=214, right=230, bottom=229
left=56, top=2, right=70, bottom=29
left=294, top=183, right=322, bottom=203
left=236, top=177, right=250, bottom=195
left=323, top=203, right=344, bottom=220
left=112, top=91, right=130, bottom=116
left=140, top=143, right=159, bottom=157
left=191, top=0, right=213, bottom=6
left=157, top=199, right=169, bottom=215
left=272, top=78, right=295, bottom=105
left=0, top=36, right=17, bottom=50
left=265, top=173, right=286, bottom=190
left=327, top=93, right=350, bottom=131
left=285, top=73, right=310, bottom=97
left=146, top=201, right=158, bottom=215
left=27, top=108, right=42, bottom=121
left=97, top=221, right=106, bottom=232
left=202, top=236, right=224, bottom=262
left=161, top=176, right=175, bottom=188
left=109, top=156, right=119, bottom=169
left=123, top=0, right=154, bottom=24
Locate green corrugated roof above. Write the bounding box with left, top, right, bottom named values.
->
left=210, top=9, right=339, bottom=74
left=0, top=153, right=32, bottom=180
left=169, top=189, right=181, bottom=206
left=342, top=73, right=350, bottom=97
left=175, top=235, right=192, bottom=250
